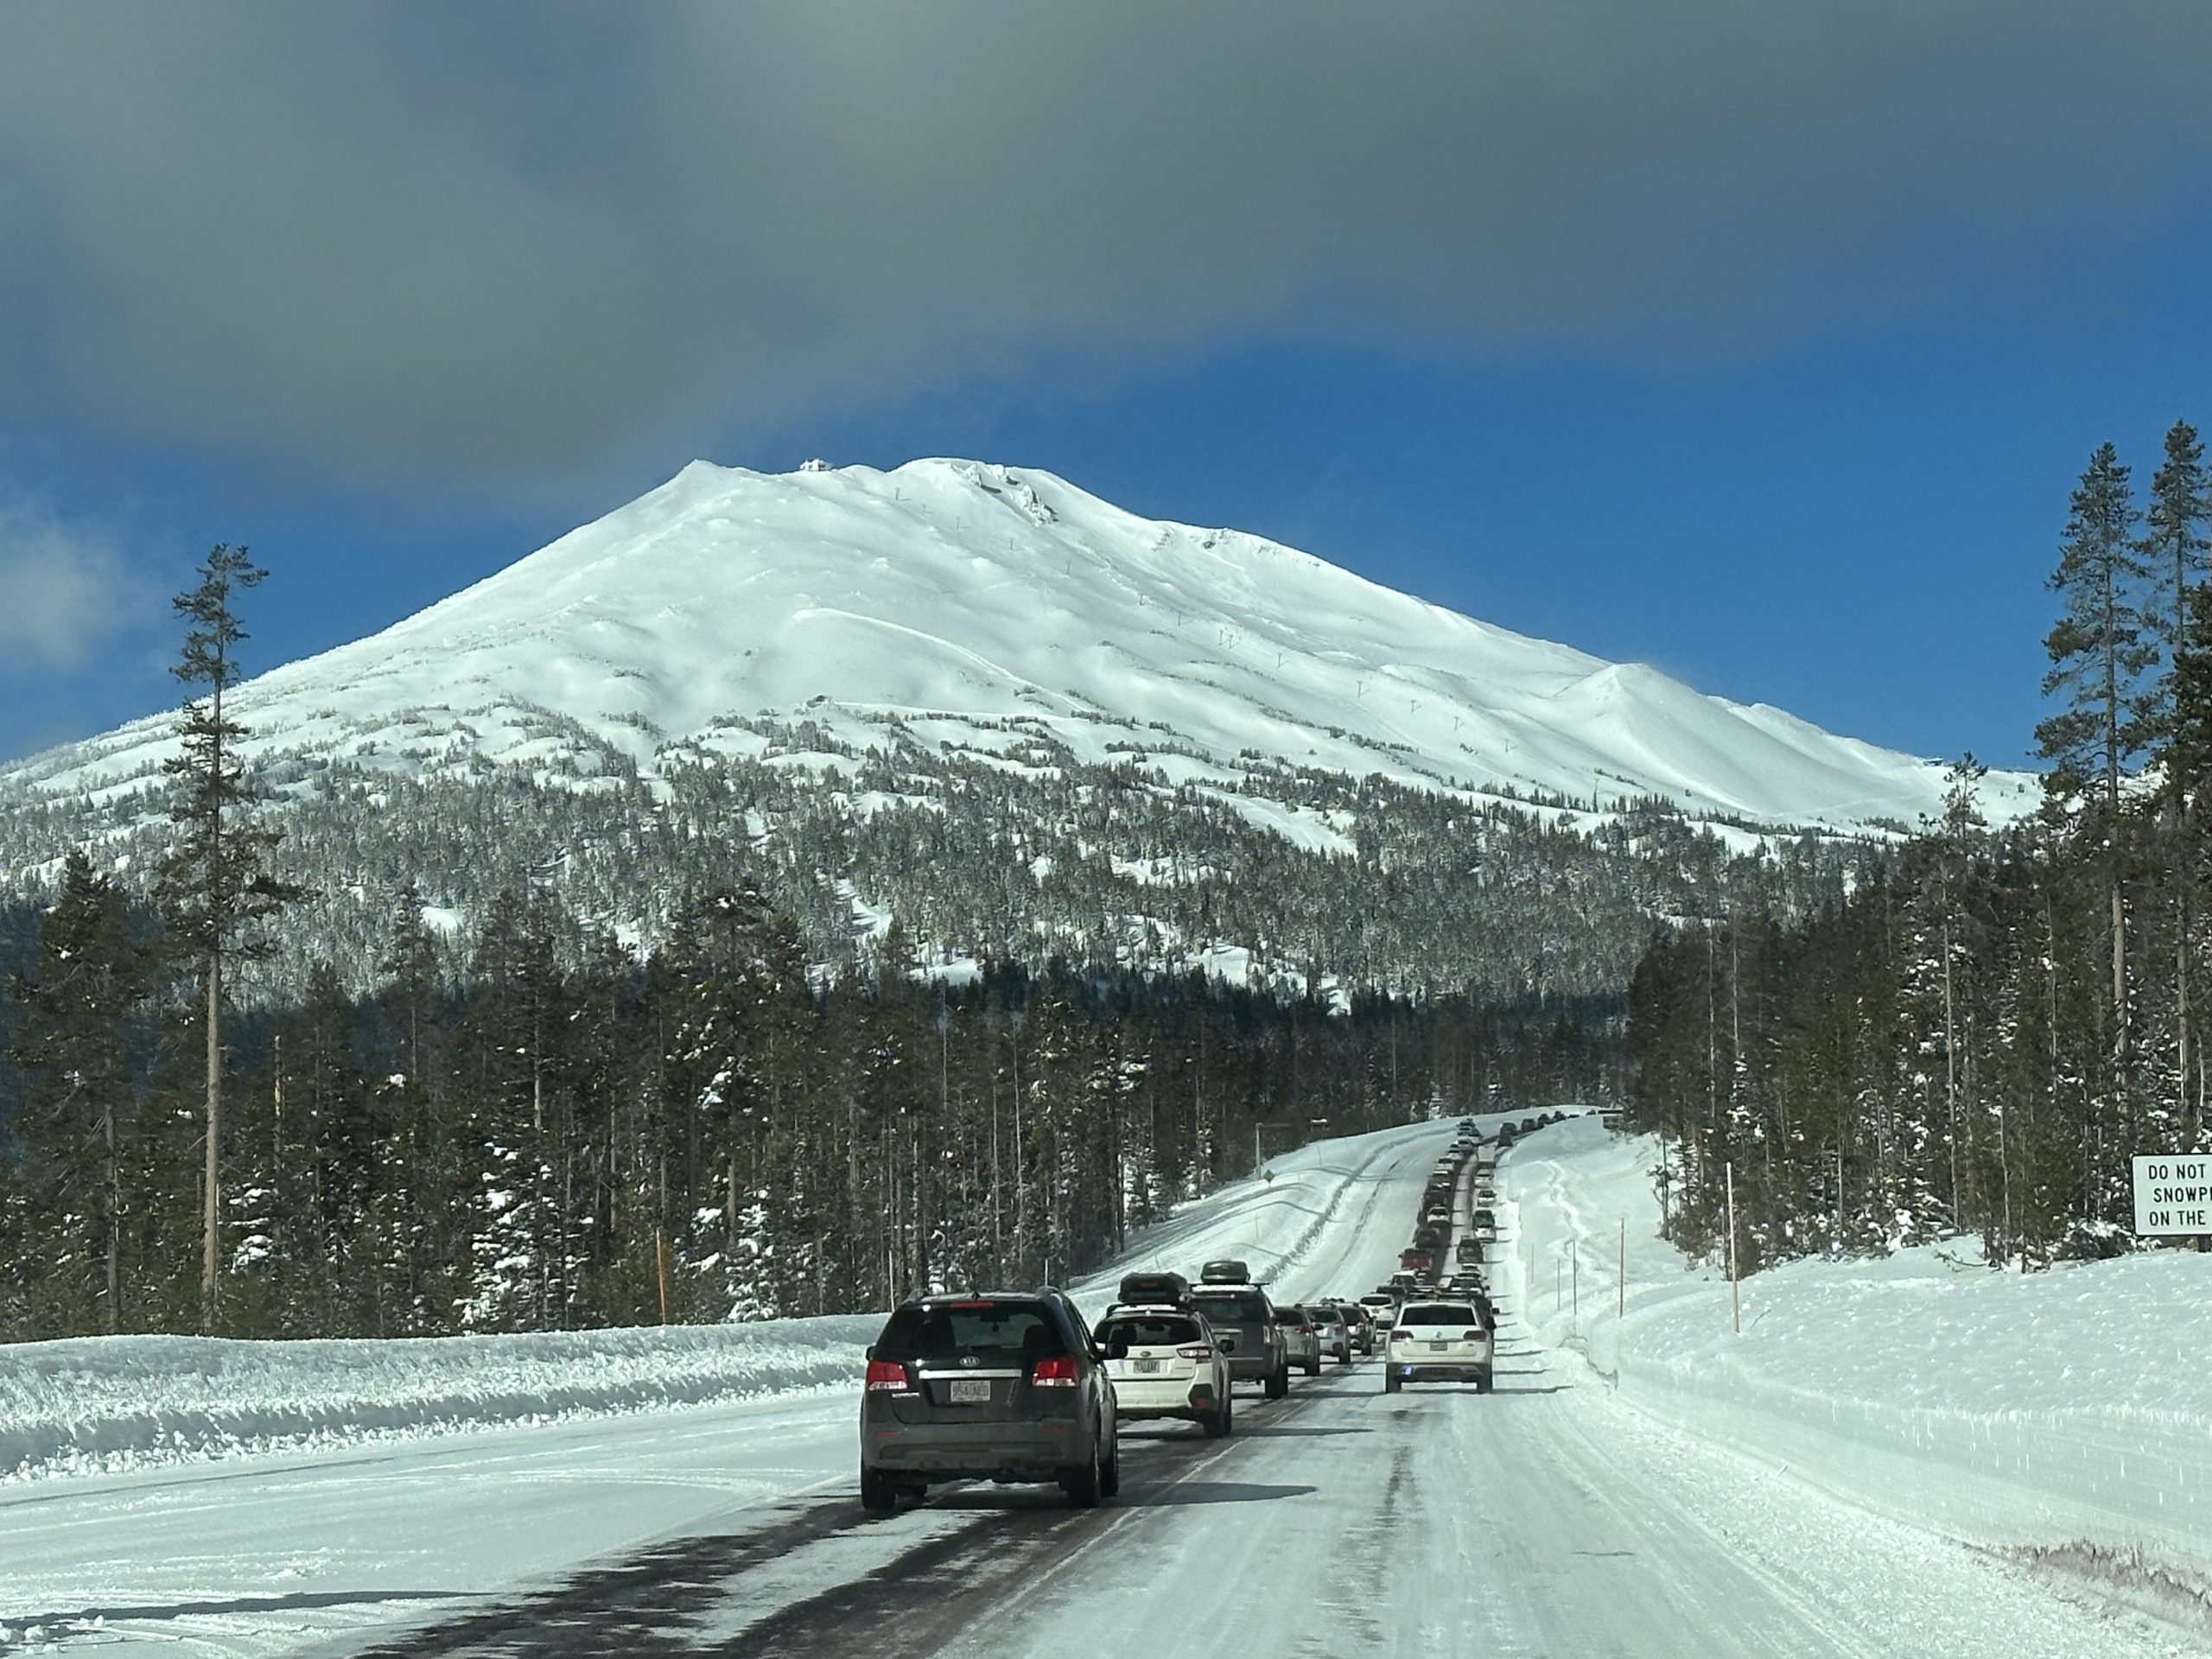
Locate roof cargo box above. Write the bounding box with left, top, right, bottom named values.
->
left=1116, top=1270, right=1192, bottom=1307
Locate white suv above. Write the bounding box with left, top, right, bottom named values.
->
left=1096, top=1306, right=1235, bottom=1436
left=1382, top=1300, right=1493, bottom=1393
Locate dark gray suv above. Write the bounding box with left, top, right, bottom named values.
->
left=860, top=1291, right=1121, bottom=1513
left=1190, top=1284, right=1290, bottom=1399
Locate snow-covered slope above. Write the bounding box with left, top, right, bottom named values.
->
left=4, top=458, right=2031, bottom=830
left=1506, top=1120, right=2212, bottom=1592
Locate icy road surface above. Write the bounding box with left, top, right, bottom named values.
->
left=1, top=1118, right=2189, bottom=1656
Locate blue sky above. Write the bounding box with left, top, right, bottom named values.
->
left=4, top=5, right=2210, bottom=771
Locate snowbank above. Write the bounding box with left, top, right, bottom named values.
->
left=1503, top=1119, right=2212, bottom=1579
left=0, top=1314, right=877, bottom=1483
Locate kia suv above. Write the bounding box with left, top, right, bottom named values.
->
left=860, top=1291, right=1120, bottom=1512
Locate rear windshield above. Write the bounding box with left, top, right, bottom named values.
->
left=874, top=1301, right=1068, bottom=1363
left=1192, top=1291, right=1268, bottom=1324
left=1399, top=1304, right=1477, bottom=1325
left=1097, top=1314, right=1200, bottom=1347
left=1358, top=1295, right=1395, bottom=1308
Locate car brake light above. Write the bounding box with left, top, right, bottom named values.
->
left=1463, top=1330, right=1483, bottom=1342
left=1389, top=1329, right=1409, bottom=1341
left=865, top=1358, right=908, bottom=1392
left=1297, top=1325, right=1312, bottom=1336
left=1176, top=1344, right=1213, bottom=1360
left=1030, top=1353, right=1080, bottom=1388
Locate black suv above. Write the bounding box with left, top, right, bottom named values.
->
left=860, top=1290, right=1120, bottom=1513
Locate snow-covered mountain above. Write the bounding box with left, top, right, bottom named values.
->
left=3, top=457, right=2030, bottom=830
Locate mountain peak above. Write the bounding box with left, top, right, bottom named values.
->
left=3, top=458, right=2033, bottom=830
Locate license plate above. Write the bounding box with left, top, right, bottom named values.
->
left=948, top=1378, right=991, bottom=1404
left=1428, top=1341, right=1450, bottom=1352
left=1135, top=1357, right=1161, bottom=1374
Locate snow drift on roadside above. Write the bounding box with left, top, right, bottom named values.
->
left=1503, top=1118, right=2212, bottom=1578
left=0, top=1315, right=878, bottom=1483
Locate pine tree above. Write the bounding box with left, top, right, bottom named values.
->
left=2034, top=443, right=2152, bottom=1071
left=2144, top=423, right=2211, bottom=1141
left=2158, top=578, right=2212, bottom=1145
left=156, top=545, right=308, bottom=1332
left=3, top=851, right=144, bottom=1337
left=2146, top=421, right=2211, bottom=702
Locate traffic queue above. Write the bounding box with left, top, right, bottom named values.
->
left=855, top=1114, right=1560, bottom=1513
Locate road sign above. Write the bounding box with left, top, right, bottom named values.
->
left=2133, top=1155, right=2212, bottom=1235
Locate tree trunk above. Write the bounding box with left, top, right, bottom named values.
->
left=202, top=954, right=222, bottom=1332
left=104, top=1099, right=121, bottom=1337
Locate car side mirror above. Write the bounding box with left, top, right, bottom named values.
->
left=863, top=1344, right=876, bottom=1362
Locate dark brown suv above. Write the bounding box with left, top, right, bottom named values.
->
left=859, top=1291, right=1121, bottom=1513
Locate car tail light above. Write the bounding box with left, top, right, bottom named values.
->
left=1462, top=1330, right=1483, bottom=1342
left=1030, top=1354, right=1080, bottom=1388
left=1176, top=1345, right=1213, bottom=1360
left=1296, top=1324, right=1312, bottom=1336
left=865, top=1359, right=908, bottom=1393
left=1389, top=1328, right=1409, bottom=1342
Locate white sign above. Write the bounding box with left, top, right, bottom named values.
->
left=2133, top=1155, right=2212, bottom=1235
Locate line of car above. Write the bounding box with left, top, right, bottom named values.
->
left=855, top=1113, right=1573, bottom=1512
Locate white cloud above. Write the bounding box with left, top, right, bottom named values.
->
left=0, top=505, right=149, bottom=671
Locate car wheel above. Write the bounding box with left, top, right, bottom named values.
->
left=1100, top=1437, right=1122, bottom=1499
left=1305, top=1357, right=1321, bottom=1377
left=860, top=1466, right=899, bottom=1515
left=1478, top=1370, right=1494, bottom=1394
left=1383, top=1370, right=1401, bottom=1394
left=1338, top=1349, right=1351, bottom=1366
left=1220, top=1394, right=1235, bottom=1437
left=1063, top=1444, right=1104, bottom=1509
left=1265, top=1365, right=1289, bottom=1400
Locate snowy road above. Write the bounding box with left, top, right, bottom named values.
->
left=3, top=1122, right=2191, bottom=1656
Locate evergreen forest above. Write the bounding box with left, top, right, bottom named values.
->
left=1629, top=422, right=2212, bottom=1272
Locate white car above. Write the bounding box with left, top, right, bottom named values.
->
left=1382, top=1300, right=1493, bottom=1393
left=1096, top=1306, right=1234, bottom=1436
left=1306, top=1304, right=1353, bottom=1364
left=1274, top=1306, right=1323, bottom=1376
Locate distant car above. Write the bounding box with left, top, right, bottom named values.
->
left=1191, top=1282, right=1291, bottom=1399
left=1520, top=1117, right=1538, bottom=1133
left=1273, top=1304, right=1322, bottom=1376
left=1398, top=1249, right=1433, bottom=1274
left=1471, top=1207, right=1497, bottom=1243
left=1199, top=1258, right=1252, bottom=1285
left=1456, top=1236, right=1484, bottom=1266
left=1304, top=1304, right=1352, bottom=1364
left=1357, top=1292, right=1399, bottom=1334
left=1423, top=1205, right=1451, bottom=1224
left=1335, top=1300, right=1377, bottom=1356
left=1382, top=1299, right=1494, bottom=1394
left=1095, top=1305, right=1233, bottom=1438
left=860, top=1290, right=1120, bottom=1512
